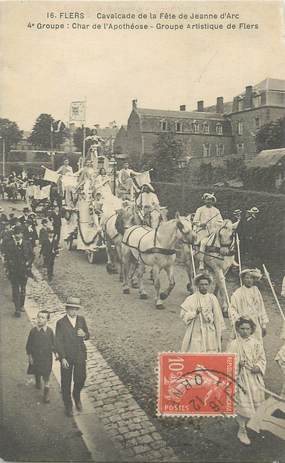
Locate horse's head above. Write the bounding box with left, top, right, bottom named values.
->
left=119, top=202, right=140, bottom=228
left=175, top=212, right=197, bottom=244
left=218, top=219, right=236, bottom=248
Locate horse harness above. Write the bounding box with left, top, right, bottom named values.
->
left=198, top=223, right=236, bottom=259
left=122, top=220, right=193, bottom=264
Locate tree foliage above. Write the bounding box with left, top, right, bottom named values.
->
left=0, top=118, right=23, bottom=151
left=73, top=127, right=93, bottom=153
left=28, top=114, right=67, bottom=150
left=152, top=132, right=184, bottom=181
left=256, top=117, right=285, bottom=152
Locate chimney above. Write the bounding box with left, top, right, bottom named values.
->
left=180, top=105, right=186, bottom=111
left=216, top=97, right=224, bottom=113
left=244, top=85, right=253, bottom=109
left=197, top=100, right=204, bottom=112
left=132, top=99, right=138, bottom=110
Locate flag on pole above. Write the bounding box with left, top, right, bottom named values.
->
left=43, top=167, right=60, bottom=184
left=70, top=101, right=86, bottom=122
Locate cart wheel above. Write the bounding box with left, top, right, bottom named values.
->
left=87, top=251, right=95, bottom=264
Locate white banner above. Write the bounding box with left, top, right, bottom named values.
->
left=134, top=171, right=151, bottom=188
left=33, top=185, right=51, bottom=200
left=43, top=167, right=60, bottom=184
left=62, top=175, right=77, bottom=188
left=70, top=101, right=86, bottom=122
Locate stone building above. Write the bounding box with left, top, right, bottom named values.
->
left=117, top=78, right=285, bottom=168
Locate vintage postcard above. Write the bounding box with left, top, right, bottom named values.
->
left=0, top=1, right=285, bottom=462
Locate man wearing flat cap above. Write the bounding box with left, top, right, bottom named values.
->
left=55, top=297, right=90, bottom=416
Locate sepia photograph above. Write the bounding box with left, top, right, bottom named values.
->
left=0, top=1, right=285, bottom=462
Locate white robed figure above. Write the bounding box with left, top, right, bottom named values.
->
left=117, top=161, right=139, bottom=200
left=193, top=193, right=223, bottom=271
left=230, top=268, right=269, bottom=342
left=180, top=274, right=225, bottom=352
left=227, top=317, right=266, bottom=445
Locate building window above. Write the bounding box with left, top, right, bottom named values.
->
left=253, top=93, right=261, bottom=107
left=237, top=143, right=244, bottom=154
left=238, top=98, right=243, bottom=111
left=203, top=143, right=211, bottom=157
left=175, top=121, right=183, bottom=133
left=203, top=122, right=209, bottom=134
left=255, top=117, right=260, bottom=129
left=160, top=120, right=168, bottom=131
left=192, top=121, right=200, bottom=133
left=237, top=121, right=243, bottom=135
left=216, top=123, right=223, bottom=135
left=216, top=144, right=224, bottom=156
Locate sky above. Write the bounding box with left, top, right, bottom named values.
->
left=1, top=0, right=285, bottom=131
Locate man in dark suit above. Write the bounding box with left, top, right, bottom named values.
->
left=40, top=228, right=59, bottom=281
left=49, top=206, right=62, bottom=247
left=3, top=225, right=34, bottom=317
left=55, top=297, right=90, bottom=416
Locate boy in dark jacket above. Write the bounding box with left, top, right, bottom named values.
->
left=26, top=310, right=56, bottom=403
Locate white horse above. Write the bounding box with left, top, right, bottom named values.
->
left=182, top=219, right=239, bottom=315
left=101, top=203, right=141, bottom=277
left=120, top=213, right=196, bottom=309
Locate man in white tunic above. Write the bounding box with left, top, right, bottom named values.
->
left=117, top=162, right=139, bottom=200
left=180, top=274, right=225, bottom=352
left=193, top=193, right=223, bottom=271
left=57, top=159, right=73, bottom=176
left=230, top=268, right=269, bottom=342
left=57, top=159, right=74, bottom=202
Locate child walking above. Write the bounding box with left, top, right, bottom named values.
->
left=26, top=310, right=56, bottom=403
left=227, top=317, right=266, bottom=445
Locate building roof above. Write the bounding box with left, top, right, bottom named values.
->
left=136, top=107, right=224, bottom=120
left=204, top=101, right=233, bottom=114
left=248, top=148, right=285, bottom=168
left=255, top=78, right=285, bottom=92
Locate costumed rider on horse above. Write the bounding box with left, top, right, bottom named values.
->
left=193, top=192, right=224, bottom=272
left=135, top=183, right=160, bottom=227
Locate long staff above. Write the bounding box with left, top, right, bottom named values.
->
left=263, top=264, right=285, bottom=321
left=190, top=245, right=207, bottom=352
left=222, top=275, right=255, bottom=413
left=236, top=233, right=242, bottom=287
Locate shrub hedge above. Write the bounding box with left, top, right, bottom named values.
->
left=154, top=182, right=285, bottom=264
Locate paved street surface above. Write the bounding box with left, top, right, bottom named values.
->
left=1, top=199, right=285, bottom=462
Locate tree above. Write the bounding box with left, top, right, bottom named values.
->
left=0, top=118, right=23, bottom=151
left=152, top=132, right=184, bottom=181
left=73, top=127, right=95, bottom=153
left=256, top=117, right=285, bottom=152
left=28, top=114, right=67, bottom=150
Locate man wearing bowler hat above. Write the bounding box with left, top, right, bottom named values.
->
left=55, top=297, right=89, bottom=416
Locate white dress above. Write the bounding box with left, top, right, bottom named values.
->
left=180, top=293, right=225, bottom=352
left=227, top=336, right=266, bottom=418
left=230, top=286, right=269, bottom=341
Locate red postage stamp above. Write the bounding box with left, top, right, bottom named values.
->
left=157, top=353, right=237, bottom=417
